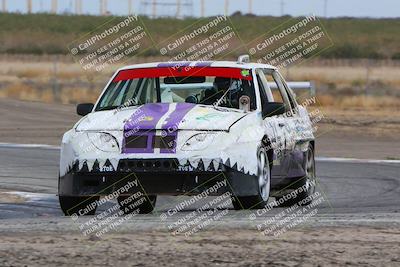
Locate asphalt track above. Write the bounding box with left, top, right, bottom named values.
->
left=0, top=145, right=400, bottom=232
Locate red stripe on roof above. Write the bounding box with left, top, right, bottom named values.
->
left=113, top=67, right=252, bottom=82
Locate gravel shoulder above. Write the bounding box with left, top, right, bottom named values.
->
left=0, top=226, right=399, bottom=267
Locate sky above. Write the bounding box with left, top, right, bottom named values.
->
left=3, top=0, right=400, bottom=18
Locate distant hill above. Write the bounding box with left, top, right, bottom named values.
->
left=0, top=13, right=399, bottom=59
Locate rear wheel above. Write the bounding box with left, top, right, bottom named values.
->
left=117, top=195, right=157, bottom=214
left=59, top=196, right=99, bottom=216
left=276, top=145, right=316, bottom=207
left=232, top=147, right=270, bottom=210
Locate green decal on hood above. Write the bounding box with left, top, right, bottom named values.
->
left=196, top=113, right=225, bottom=121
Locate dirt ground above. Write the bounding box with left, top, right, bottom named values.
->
left=0, top=98, right=399, bottom=159
left=0, top=190, right=25, bottom=203
left=0, top=226, right=399, bottom=267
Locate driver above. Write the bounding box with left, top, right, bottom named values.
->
left=201, top=77, right=233, bottom=105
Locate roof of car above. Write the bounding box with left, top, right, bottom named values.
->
left=118, top=61, right=277, bottom=72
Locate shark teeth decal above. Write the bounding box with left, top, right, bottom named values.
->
left=203, top=159, right=212, bottom=171
left=231, top=162, right=238, bottom=171
left=217, top=160, right=224, bottom=171
left=212, top=160, right=220, bottom=171
left=224, top=158, right=231, bottom=168
left=92, top=160, right=100, bottom=172
left=178, top=158, right=188, bottom=166
left=81, top=161, right=89, bottom=172
left=196, top=159, right=205, bottom=171
left=189, top=158, right=198, bottom=168
left=68, top=156, right=255, bottom=176
left=78, top=160, right=85, bottom=171
left=103, top=159, right=115, bottom=172
left=207, top=160, right=215, bottom=171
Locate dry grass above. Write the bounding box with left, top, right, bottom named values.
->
left=337, top=95, right=400, bottom=109
left=1, top=57, right=400, bottom=108
left=315, top=94, right=400, bottom=109
left=0, top=83, right=40, bottom=101
left=14, top=69, right=46, bottom=79
left=0, top=84, right=100, bottom=104
left=287, top=65, right=400, bottom=91
left=59, top=87, right=99, bottom=104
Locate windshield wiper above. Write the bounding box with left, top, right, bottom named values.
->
left=96, top=106, right=119, bottom=111
left=97, top=103, right=141, bottom=112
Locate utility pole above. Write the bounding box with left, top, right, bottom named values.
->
left=100, top=0, right=107, bottom=15
left=280, top=0, right=284, bottom=16
left=1, top=0, right=6, bottom=13
left=248, top=0, right=252, bottom=14
left=200, top=0, right=204, bottom=17
left=224, top=0, right=229, bottom=15
left=128, top=0, right=133, bottom=15
left=176, top=0, right=181, bottom=18
left=75, top=0, right=82, bottom=15
left=324, top=0, right=328, bottom=17
left=51, top=0, right=57, bottom=14
left=27, top=0, right=32, bottom=13
left=152, top=0, right=156, bottom=18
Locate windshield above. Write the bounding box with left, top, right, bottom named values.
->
left=95, top=67, right=256, bottom=111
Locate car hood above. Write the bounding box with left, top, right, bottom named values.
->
left=75, top=103, right=248, bottom=132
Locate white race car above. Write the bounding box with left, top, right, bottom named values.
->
left=58, top=55, right=316, bottom=216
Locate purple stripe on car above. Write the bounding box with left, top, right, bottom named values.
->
left=157, top=62, right=191, bottom=68
left=123, top=103, right=169, bottom=153
left=123, top=103, right=196, bottom=154
left=194, top=61, right=213, bottom=67
left=160, top=103, right=196, bottom=153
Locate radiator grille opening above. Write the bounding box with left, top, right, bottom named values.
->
left=153, top=135, right=176, bottom=149
left=125, top=135, right=148, bottom=148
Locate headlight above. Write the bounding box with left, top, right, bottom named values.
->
left=181, top=133, right=216, bottom=151
left=87, top=132, right=120, bottom=152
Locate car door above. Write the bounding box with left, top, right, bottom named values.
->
left=277, top=72, right=315, bottom=177
left=256, top=69, right=289, bottom=178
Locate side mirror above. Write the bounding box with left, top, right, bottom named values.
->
left=77, top=103, right=94, bottom=116
left=263, top=102, right=286, bottom=117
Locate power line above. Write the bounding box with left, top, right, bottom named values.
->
left=140, top=0, right=193, bottom=18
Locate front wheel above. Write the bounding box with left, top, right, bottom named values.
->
left=232, top=147, right=271, bottom=210
left=59, top=196, right=100, bottom=216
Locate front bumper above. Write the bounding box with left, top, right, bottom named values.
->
left=59, top=158, right=260, bottom=197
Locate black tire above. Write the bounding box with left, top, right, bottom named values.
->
left=232, top=147, right=271, bottom=210
left=117, top=195, right=157, bottom=214
left=59, top=196, right=99, bottom=216
left=276, top=145, right=316, bottom=207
